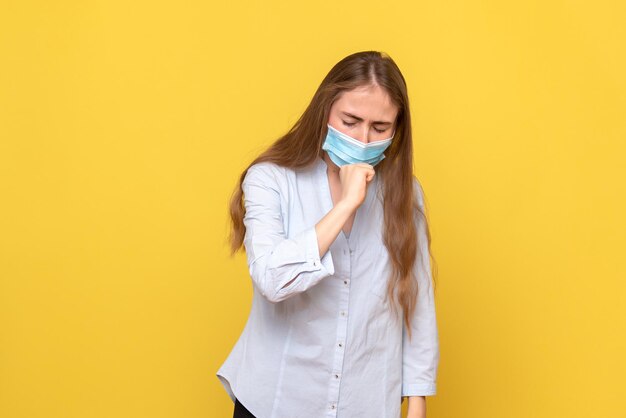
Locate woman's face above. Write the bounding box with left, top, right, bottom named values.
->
left=328, top=84, right=399, bottom=144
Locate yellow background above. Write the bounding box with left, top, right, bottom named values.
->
left=1, top=1, right=624, bottom=417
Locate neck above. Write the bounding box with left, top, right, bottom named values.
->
left=323, top=153, right=340, bottom=174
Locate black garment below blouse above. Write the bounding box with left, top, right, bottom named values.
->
left=233, top=398, right=257, bottom=418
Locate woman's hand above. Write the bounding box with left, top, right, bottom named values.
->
left=337, top=162, right=375, bottom=208
left=405, top=396, right=426, bottom=418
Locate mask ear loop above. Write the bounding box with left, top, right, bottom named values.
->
left=386, top=125, right=398, bottom=140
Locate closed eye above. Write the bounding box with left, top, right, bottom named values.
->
left=342, top=120, right=387, bottom=134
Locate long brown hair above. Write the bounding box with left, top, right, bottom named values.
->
left=227, top=50, right=437, bottom=341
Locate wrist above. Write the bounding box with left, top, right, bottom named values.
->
left=406, top=396, right=426, bottom=418
left=336, top=198, right=359, bottom=213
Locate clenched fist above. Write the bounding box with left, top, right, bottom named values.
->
left=337, top=163, right=376, bottom=209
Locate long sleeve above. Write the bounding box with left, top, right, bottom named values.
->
left=401, top=178, right=440, bottom=397
left=241, top=163, right=335, bottom=303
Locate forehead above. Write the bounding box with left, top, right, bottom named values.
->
left=332, top=85, right=399, bottom=121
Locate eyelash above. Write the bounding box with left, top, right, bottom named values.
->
left=342, top=120, right=387, bottom=134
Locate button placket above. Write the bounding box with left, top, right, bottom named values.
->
left=326, top=243, right=351, bottom=414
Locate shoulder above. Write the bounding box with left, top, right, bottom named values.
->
left=242, top=161, right=293, bottom=199
left=244, top=161, right=287, bottom=186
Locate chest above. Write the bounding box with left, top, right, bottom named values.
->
left=326, top=172, right=356, bottom=235
left=278, top=168, right=384, bottom=253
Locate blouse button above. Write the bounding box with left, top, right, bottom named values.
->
left=338, top=342, right=343, bottom=347
left=343, top=280, right=348, bottom=285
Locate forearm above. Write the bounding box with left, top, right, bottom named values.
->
left=314, top=200, right=355, bottom=257
left=405, top=395, right=426, bottom=418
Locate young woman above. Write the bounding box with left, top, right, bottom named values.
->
left=217, top=51, right=440, bottom=418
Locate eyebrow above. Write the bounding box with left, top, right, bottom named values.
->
left=341, top=111, right=393, bottom=125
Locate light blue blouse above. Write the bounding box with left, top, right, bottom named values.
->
left=217, top=156, right=439, bottom=418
